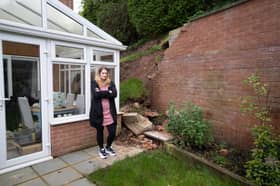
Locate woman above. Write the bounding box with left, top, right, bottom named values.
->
left=90, top=67, right=117, bottom=159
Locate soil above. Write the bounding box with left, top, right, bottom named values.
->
left=171, top=140, right=249, bottom=176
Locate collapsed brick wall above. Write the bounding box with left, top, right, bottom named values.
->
left=120, top=40, right=165, bottom=99
left=152, top=0, right=280, bottom=149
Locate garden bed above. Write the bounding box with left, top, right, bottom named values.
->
left=163, top=142, right=256, bottom=186
left=88, top=150, right=243, bottom=186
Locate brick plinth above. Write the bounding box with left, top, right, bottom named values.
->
left=51, top=120, right=96, bottom=157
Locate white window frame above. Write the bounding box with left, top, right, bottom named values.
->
left=51, top=41, right=86, bottom=63
left=90, top=48, right=120, bottom=113
left=49, top=41, right=88, bottom=125
left=91, top=47, right=117, bottom=66
left=3, top=55, right=40, bottom=99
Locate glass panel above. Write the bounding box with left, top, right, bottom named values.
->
left=0, top=0, right=42, bottom=27
left=47, top=4, right=83, bottom=35
left=90, top=65, right=115, bottom=103
left=2, top=41, right=42, bottom=159
left=92, top=50, right=114, bottom=63
left=56, top=45, right=84, bottom=60
left=53, top=64, right=85, bottom=118
left=87, top=29, right=104, bottom=40
left=90, top=65, right=115, bottom=82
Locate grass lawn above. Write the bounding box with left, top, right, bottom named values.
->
left=88, top=150, right=242, bottom=186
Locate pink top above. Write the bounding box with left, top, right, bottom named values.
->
left=100, top=86, right=114, bottom=126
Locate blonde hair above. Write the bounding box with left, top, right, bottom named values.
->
left=95, top=66, right=111, bottom=87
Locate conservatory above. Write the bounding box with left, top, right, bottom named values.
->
left=0, top=0, right=125, bottom=174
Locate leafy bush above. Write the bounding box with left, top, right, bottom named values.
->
left=245, top=126, right=280, bottom=186
left=127, top=0, right=202, bottom=37
left=241, top=73, right=280, bottom=185
left=82, top=0, right=138, bottom=45
left=120, top=78, right=147, bottom=105
left=167, top=102, right=213, bottom=149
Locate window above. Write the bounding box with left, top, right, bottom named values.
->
left=56, top=45, right=84, bottom=60
left=0, top=0, right=42, bottom=27
left=92, top=50, right=114, bottom=63
left=91, top=65, right=115, bottom=82
left=87, top=29, right=104, bottom=40
left=52, top=64, right=85, bottom=118
left=47, top=3, right=83, bottom=35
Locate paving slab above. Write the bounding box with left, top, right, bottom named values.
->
left=60, top=150, right=91, bottom=165
left=0, top=144, right=144, bottom=186
left=83, top=146, right=99, bottom=157
left=73, top=158, right=108, bottom=175
left=144, top=131, right=173, bottom=142
left=0, top=167, right=38, bottom=186
left=104, top=154, right=124, bottom=166
left=32, top=158, right=67, bottom=175
left=42, top=167, right=82, bottom=186
left=17, top=178, right=47, bottom=186
left=68, top=178, right=96, bottom=186
left=122, top=113, right=153, bottom=135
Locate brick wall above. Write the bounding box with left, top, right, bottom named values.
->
left=51, top=120, right=97, bottom=157
left=51, top=114, right=122, bottom=156
left=152, top=0, right=280, bottom=149
left=59, top=0, right=73, bottom=9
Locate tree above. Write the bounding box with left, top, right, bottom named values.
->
left=81, top=0, right=138, bottom=45
left=97, top=0, right=138, bottom=45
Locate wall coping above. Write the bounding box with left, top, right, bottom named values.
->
left=187, top=0, right=250, bottom=24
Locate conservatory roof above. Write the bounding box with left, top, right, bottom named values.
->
left=0, top=0, right=126, bottom=50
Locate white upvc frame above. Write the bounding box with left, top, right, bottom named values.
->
left=2, top=55, right=12, bottom=98
left=46, top=0, right=122, bottom=45
left=3, top=55, right=40, bottom=99
left=49, top=41, right=88, bottom=125
left=0, top=0, right=125, bottom=49
left=89, top=48, right=120, bottom=113
left=0, top=32, right=51, bottom=174
left=51, top=41, right=86, bottom=63
left=91, top=47, right=118, bottom=66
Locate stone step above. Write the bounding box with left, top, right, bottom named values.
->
left=144, top=131, right=173, bottom=142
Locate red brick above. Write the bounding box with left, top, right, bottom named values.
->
left=152, top=0, right=280, bottom=150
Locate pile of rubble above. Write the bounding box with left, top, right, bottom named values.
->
left=115, top=128, right=158, bottom=150
left=115, top=106, right=173, bottom=151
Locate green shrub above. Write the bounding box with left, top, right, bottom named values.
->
left=121, top=44, right=161, bottom=63
left=241, top=73, right=280, bottom=185
left=245, top=126, right=280, bottom=186
left=82, top=0, right=138, bottom=45
left=213, top=154, right=228, bottom=166
left=167, top=102, right=213, bottom=149
left=127, top=0, right=202, bottom=37
left=120, top=78, right=147, bottom=105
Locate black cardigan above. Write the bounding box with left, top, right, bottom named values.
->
left=89, top=80, right=117, bottom=128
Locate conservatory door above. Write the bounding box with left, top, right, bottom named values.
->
left=0, top=33, right=50, bottom=172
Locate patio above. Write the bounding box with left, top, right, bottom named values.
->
left=0, top=144, right=143, bottom=186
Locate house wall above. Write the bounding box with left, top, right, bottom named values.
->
left=3, top=41, right=39, bottom=57
left=152, top=0, right=280, bottom=149
left=51, top=121, right=96, bottom=157
left=51, top=114, right=122, bottom=156
left=59, top=0, right=73, bottom=10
